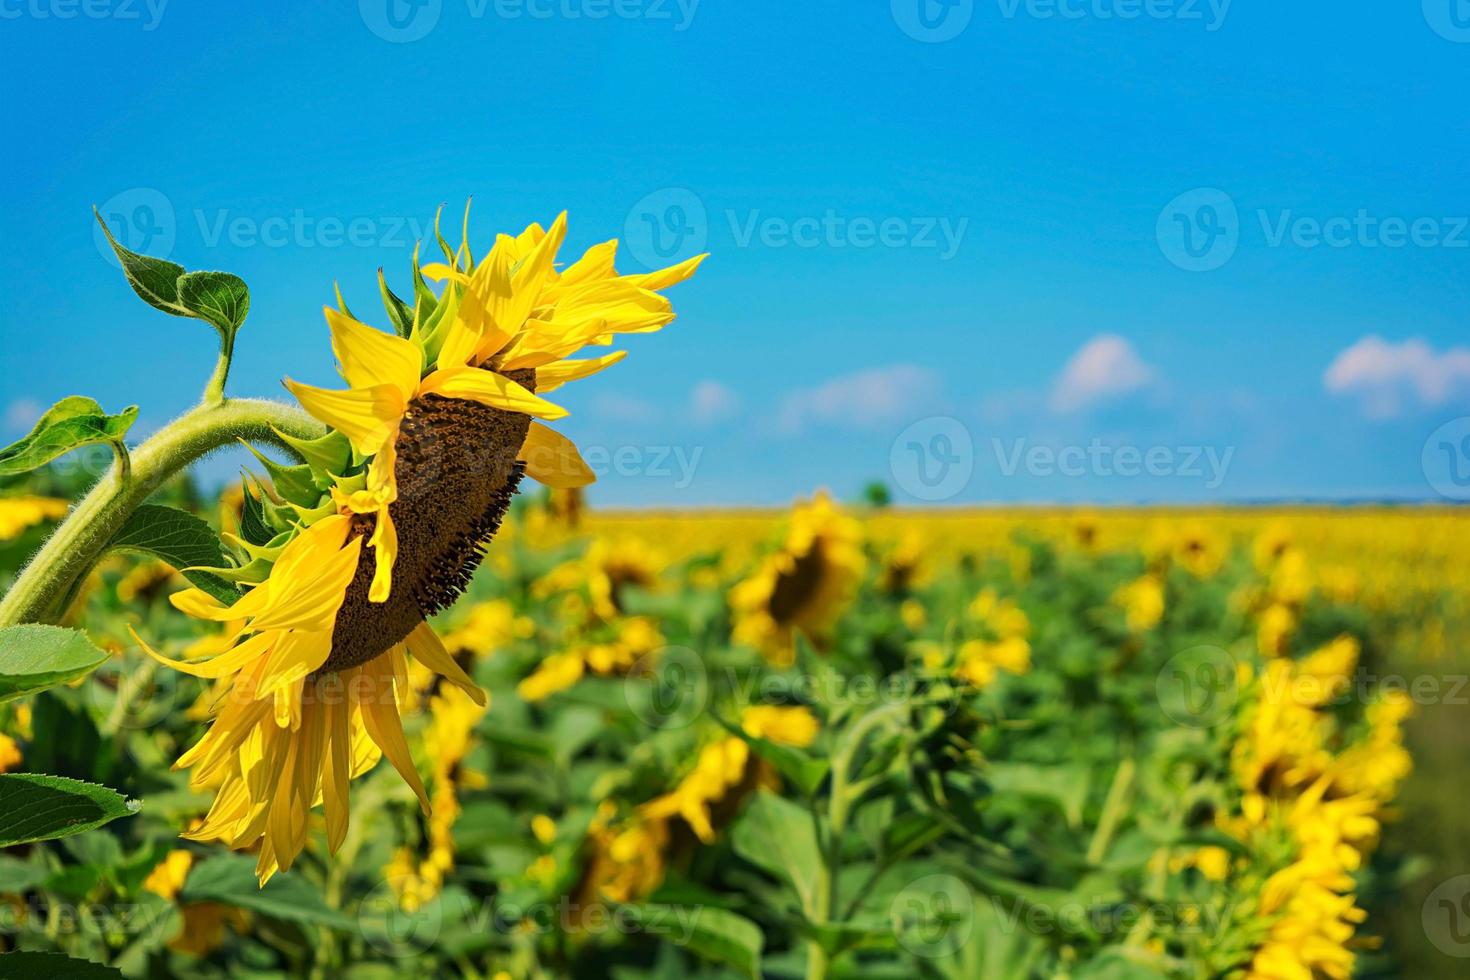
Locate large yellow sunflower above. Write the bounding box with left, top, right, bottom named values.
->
left=135, top=212, right=704, bottom=883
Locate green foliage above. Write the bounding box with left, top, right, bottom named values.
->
left=108, top=505, right=237, bottom=604
left=94, top=209, right=249, bottom=349
left=0, top=397, right=136, bottom=477
left=0, top=625, right=109, bottom=703
left=0, top=773, right=138, bottom=847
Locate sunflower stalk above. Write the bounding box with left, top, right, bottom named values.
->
left=0, top=397, right=323, bottom=628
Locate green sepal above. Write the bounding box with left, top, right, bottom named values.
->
left=191, top=556, right=274, bottom=587
left=271, top=425, right=352, bottom=483
left=261, top=495, right=304, bottom=535
left=288, top=495, right=339, bottom=526
left=0, top=396, right=137, bottom=476
left=237, top=477, right=275, bottom=547
left=415, top=276, right=460, bottom=368
left=333, top=281, right=355, bottom=320
left=220, top=531, right=288, bottom=565
left=378, top=268, right=414, bottom=338
left=433, top=203, right=456, bottom=266
left=241, top=442, right=322, bottom=508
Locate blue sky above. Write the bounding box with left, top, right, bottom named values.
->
left=3, top=1, right=1469, bottom=506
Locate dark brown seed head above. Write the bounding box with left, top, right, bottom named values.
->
left=323, top=373, right=534, bottom=673
left=766, top=543, right=827, bottom=627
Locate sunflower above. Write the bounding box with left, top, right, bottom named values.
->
left=0, top=495, right=68, bottom=541
left=135, top=212, right=704, bottom=883
left=729, top=492, right=865, bottom=665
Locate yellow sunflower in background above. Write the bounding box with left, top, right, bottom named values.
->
left=135, top=212, right=705, bottom=883
left=0, top=495, right=69, bottom=541
left=729, top=491, right=865, bottom=665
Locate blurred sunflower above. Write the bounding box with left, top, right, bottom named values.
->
left=729, top=492, right=865, bottom=665
left=135, top=212, right=704, bottom=883
left=0, top=495, right=68, bottom=541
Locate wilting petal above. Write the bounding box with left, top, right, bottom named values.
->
left=405, top=621, right=486, bottom=706
left=520, top=422, right=594, bottom=489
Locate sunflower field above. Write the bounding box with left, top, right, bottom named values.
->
left=1, top=214, right=1467, bottom=980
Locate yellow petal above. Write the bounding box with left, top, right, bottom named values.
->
left=520, top=422, right=595, bottom=489
left=282, top=379, right=404, bottom=458
left=535, top=350, right=627, bottom=394
left=622, top=253, right=708, bottom=291
left=131, top=626, right=274, bottom=680
left=418, top=367, right=568, bottom=421
left=404, top=621, right=486, bottom=706
left=325, top=307, right=422, bottom=401
left=359, top=660, right=430, bottom=814
left=367, top=505, right=397, bottom=604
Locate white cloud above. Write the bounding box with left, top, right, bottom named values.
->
left=4, top=398, right=42, bottom=434
left=1048, top=334, right=1156, bottom=413
left=779, top=365, right=938, bottom=432
left=689, top=380, right=740, bottom=425
left=1323, top=336, right=1470, bottom=418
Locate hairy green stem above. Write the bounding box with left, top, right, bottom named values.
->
left=202, top=333, right=236, bottom=405
left=0, top=398, right=323, bottom=628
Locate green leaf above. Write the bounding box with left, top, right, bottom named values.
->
left=0, top=396, right=136, bottom=476
left=94, top=207, right=189, bottom=315
left=109, top=504, right=237, bottom=604
left=985, top=761, right=1091, bottom=829
left=94, top=210, right=251, bottom=347
left=0, top=773, right=139, bottom=847
left=0, top=624, right=109, bottom=703
left=730, top=790, right=822, bottom=916
left=181, top=854, right=353, bottom=929
left=628, top=904, right=763, bottom=980
left=176, top=270, right=250, bottom=338
left=0, top=952, right=125, bottom=979
left=715, top=715, right=829, bottom=798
